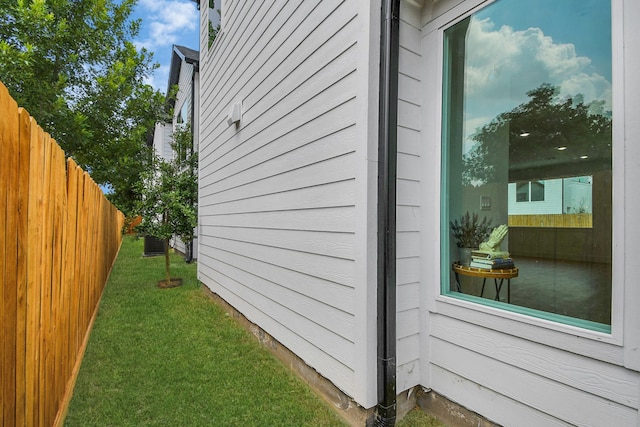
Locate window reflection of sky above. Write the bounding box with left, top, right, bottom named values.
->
left=462, top=0, right=612, bottom=151
left=477, top=0, right=611, bottom=80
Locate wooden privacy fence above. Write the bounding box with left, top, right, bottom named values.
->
left=508, top=213, right=593, bottom=228
left=1, top=82, right=125, bottom=426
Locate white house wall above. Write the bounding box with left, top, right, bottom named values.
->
left=396, top=0, right=424, bottom=393
left=152, top=122, right=173, bottom=161
left=173, top=61, right=195, bottom=129
left=172, top=54, right=198, bottom=260
left=197, top=0, right=380, bottom=407
left=507, top=180, right=564, bottom=215
left=418, top=0, right=640, bottom=425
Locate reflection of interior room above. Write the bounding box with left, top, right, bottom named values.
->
left=510, top=257, right=611, bottom=325
left=455, top=256, right=611, bottom=325
left=508, top=121, right=612, bottom=325
left=458, top=141, right=612, bottom=325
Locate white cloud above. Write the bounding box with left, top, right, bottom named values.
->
left=135, top=0, right=197, bottom=51
left=463, top=16, right=612, bottom=130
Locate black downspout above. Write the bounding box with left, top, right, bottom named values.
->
left=376, top=0, right=400, bottom=426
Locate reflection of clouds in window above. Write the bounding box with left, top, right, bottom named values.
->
left=462, top=16, right=612, bottom=148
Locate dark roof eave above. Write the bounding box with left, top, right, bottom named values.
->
left=166, top=44, right=200, bottom=106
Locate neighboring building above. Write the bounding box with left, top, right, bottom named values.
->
left=151, top=44, right=200, bottom=261
left=507, top=177, right=593, bottom=216
left=196, top=0, right=639, bottom=425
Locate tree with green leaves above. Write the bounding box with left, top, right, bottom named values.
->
left=136, top=124, right=197, bottom=287
left=0, top=0, right=167, bottom=215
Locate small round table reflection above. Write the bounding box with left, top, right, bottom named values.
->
left=452, top=263, right=518, bottom=303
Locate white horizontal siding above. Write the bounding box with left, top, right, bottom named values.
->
left=396, top=0, right=423, bottom=393
left=198, top=250, right=355, bottom=344
left=200, top=122, right=356, bottom=196
left=200, top=180, right=356, bottom=216
left=152, top=123, right=173, bottom=161
left=397, top=281, right=420, bottom=312
left=198, top=0, right=372, bottom=403
left=201, top=67, right=358, bottom=169
left=174, top=62, right=194, bottom=125
left=430, top=364, right=573, bottom=426
left=397, top=257, right=420, bottom=286
left=201, top=243, right=354, bottom=313
left=508, top=179, right=564, bottom=215
left=200, top=1, right=358, bottom=156
left=398, top=335, right=421, bottom=392
left=430, top=335, right=637, bottom=426
left=201, top=236, right=355, bottom=288
left=431, top=315, right=639, bottom=409
left=203, top=226, right=354, bottom=260
left=397, top=179, right=420, bottom=206
left=198, top=260, right=356, bottom=390
left=199, top=207, right=355, bottom=232
left=200, top=154, right=357, bottom=207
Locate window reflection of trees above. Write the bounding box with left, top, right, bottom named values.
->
left=462, top=83, right=612, bottom=187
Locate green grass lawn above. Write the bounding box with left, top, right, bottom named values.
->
left=397, top=409, right=445, bottom=427
left=65, top=236, right=444, bottom=426
left=64, top=236, right=348, bottom=426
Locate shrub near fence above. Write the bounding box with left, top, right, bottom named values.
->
left=0, top=82, right=124, bottom=426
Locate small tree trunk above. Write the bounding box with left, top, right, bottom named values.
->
left=164, top=238, right=171, bottom=284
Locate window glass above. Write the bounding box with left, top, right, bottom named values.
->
left=530, top=181, right=544, bottom=202
left=208, top=0, right=222, bottom=48
left=177, top=100, right=190, bottom=125
left=441, top=0, right=612, bottom=330
left=516, top=182, right=528, bottom=202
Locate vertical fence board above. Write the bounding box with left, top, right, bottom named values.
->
left=61, top=158, right=78, bottom=405
left=51, top=143, right=65, bottom=424
left=40, top=131, right=54, bottom=427
left=16, top=107, right=31, bottom=427
left=0, top=85, right=7, bottom=427
left=73, top=170, right=85, bottom=361
left=81, top=175, right=90, bottom=343
left=4, top=86, right=19, bottom=427
left=0, top=82, right=6, bottom=427
left=26, top=121, right=44, bottom=426
left=0, top=78, right=19, bottom=427
left=5, top=102, right=18, bottom=426
left=0, top=88, right=5, bottom=427
left=1, top=81, right=124, bottom=426
left=71, top=167, right=83, bottom=364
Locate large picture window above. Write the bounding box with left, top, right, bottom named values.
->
left=441, top=0, right=612, bottom=330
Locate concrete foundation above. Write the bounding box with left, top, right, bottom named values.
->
left=416, top=387, right=501, bottom=427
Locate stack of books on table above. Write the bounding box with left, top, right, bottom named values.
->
left=469, top=250, right=514, bottom=270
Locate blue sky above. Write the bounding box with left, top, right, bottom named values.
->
left=130, top=0, right=200, bottom=94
